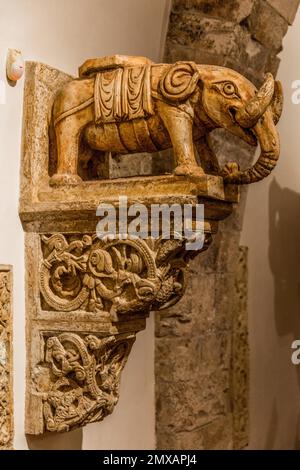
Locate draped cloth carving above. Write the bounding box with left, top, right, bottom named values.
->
left=94, top=65, right=154, bottom=124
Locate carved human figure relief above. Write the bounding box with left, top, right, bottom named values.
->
left=50, top=55, right=282, bottom=186
left=0, top=266, right=13, bottom=449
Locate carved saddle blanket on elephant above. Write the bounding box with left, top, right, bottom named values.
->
left=94, top=65, right=154, bottom=124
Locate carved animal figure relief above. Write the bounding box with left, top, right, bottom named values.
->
left=39, top=233, right=197, bottom=319
left=41, top=332, right=135, bottom=433
left=50, top=55, right=283, bottom=186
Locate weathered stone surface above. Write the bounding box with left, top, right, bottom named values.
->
left=156, top=372, right=230, bottom=432
left=157, top=415, right=234, bottom=450
left=155, top=244, right=249, bottom=449
left=155, top=271, right=237, bottom=339
left=265, top=53, right=281, bottom=77
left=231, top=247, right=249, bottom=449
left=246, top=0, right=288, bottom=53
left=110, top=152, right=153, bottom=178
left=266, top=0, right=300, bottom=24
left=172, top=0, right=255, bottom=23
left=168, top=13, right=241, bottom=54
left=165, top=10, right=279, bottom=88
left=155, top=331, right=231, bottom=384
left=189, top=230, right=242, bottom=275
left=0, top=266, right=13, bottom=450
left=165, top=0, right=293, bottom=86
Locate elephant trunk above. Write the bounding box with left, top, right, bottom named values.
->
left=223, top=107, right=280, bottom=184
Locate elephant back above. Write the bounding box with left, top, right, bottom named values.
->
left=159, top=62, right=200, bottom=103
left=79, top=55, right=153, bottom=77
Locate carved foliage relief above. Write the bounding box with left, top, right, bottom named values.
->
left=35, top=332, right=135, bottom=433
left=0, top=266, right=13, bottom=449
left=30, top=232, right=211, bottom=433
left=39, top=233, right=205, bottom=318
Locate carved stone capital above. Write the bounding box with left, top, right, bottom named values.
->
left=25, top=230, right=214, bottom=434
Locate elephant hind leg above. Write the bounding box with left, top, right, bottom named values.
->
left=50, top=105, right=93, bottom=186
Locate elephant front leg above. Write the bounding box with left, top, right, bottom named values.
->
left=157, top=102, right=204, bottom=178
left=50, top=106, right=93, bottom=186
left=195, top=134, right=220, bottom=176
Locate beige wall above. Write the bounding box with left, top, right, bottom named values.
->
left=241, top=8, right=300, bottom=450
left=0, top=0, right=169, bottom=450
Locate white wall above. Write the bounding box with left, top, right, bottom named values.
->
left=241, top=9, right=300, bottom=450
left=0, top=0, right=169, bottom=450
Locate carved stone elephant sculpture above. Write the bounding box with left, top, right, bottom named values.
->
left=50, top=55, right=283, bottom=185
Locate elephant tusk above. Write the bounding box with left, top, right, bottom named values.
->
left=235, top=73, right=275, bottom=128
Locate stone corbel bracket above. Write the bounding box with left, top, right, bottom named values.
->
left=19, top=60, right=245, bottom=435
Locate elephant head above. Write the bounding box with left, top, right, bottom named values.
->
left=159, top=62, right=283, bottom=185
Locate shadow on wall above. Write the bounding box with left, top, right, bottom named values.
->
left=268, top=178, right=300, bottom=449
left=26, top=428, right=82, bottom=450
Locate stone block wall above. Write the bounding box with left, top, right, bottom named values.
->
left=155, top=0, right=300, bottom=450
left=165, top=0, right=298, bottom=85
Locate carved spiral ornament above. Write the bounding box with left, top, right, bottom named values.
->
left=42, top=332, right=134, bottom=432
left=39, top=233, right=194, bottom=317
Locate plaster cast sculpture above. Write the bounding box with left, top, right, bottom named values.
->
left=19, top=56, right=282, bottom=434
left=0, top=266, right=13, bottom=449
left=50, top=56, right=282, bottom=186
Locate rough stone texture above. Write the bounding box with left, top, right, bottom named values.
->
left=266, top=0, right=300, bottom=24
left=172, top=0, right=255, bottom=23
left=231, top=247, right=249, bottom=449
left=246, top=0, right=289, bottom=53
left=155, top=0, right=299, bottom=450
left=164, top=0, right=292, bottom=86
left=0, top=266, right=13, bottom=450
left=155, top=242, right=249, bottom=450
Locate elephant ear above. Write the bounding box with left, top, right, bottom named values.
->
left=159, top=62, right=200, bottom=102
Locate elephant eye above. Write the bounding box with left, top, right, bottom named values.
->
left=213, top=81, right=240, bottom=99
left=223, top=82, right=237, bottom=96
